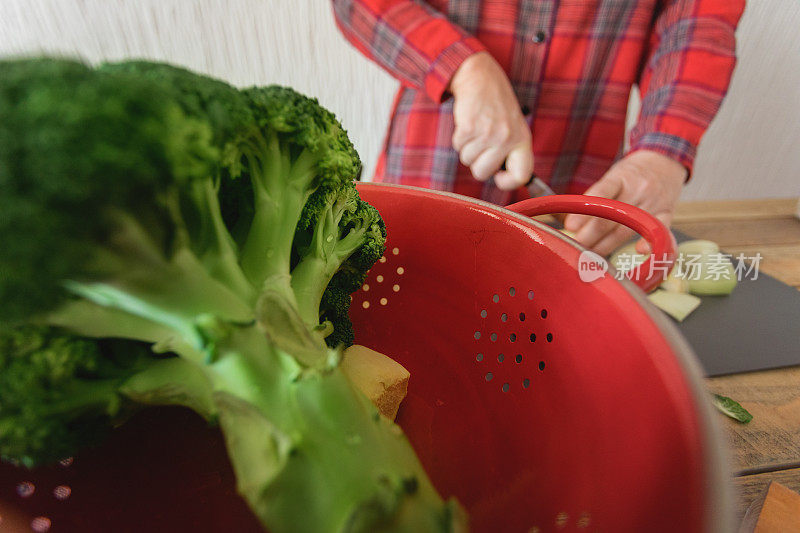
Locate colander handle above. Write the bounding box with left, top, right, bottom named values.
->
left=505, top=195, right=677, bottom=292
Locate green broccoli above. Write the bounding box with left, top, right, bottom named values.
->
left=99, top=62, right=380, bottom=346
left=291, top=182, right=387, bottom=335
left=0, top=58, right=461, bottom=532
left=224, top=84, right=381, bottom=349
left=0, top=326, right=135, bottom=467
left=98, top=61, right=258, bottom=303
left=0, top=326, right=214, bottom=467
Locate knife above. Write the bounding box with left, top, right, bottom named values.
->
left=525, top=173, right=556, bottom=197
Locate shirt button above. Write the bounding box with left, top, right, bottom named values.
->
left=533, top=30, right=546, bottom=43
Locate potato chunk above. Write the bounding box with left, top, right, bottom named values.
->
left=341, top=345, right=410, bottom=420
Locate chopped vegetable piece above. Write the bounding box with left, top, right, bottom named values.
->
left=660, top=266, right=690, bottom=293
left=685, top=253, right=738, bottom=295
left=712, top=394, right=753, bottom=423
left=677, top=239, right=720, bottom=256
left=341, top=345, right=410, bottom=420
left=647, top=290, right=701, bottom=322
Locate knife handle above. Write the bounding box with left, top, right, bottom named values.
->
left=498, top=105, right=534, bottom=178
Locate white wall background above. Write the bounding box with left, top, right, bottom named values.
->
left=2, top=0, right=798, bottom=201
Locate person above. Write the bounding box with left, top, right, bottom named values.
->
left=331, top=0, right=744, bottom=256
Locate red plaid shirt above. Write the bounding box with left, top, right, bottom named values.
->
left=332, top=0, right=744, bottom=204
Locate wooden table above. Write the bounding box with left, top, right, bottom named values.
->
left=672, top=198, right=800, bottom=523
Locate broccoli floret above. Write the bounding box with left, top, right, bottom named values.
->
left=100, top=61, right=257, bottom=303
left=1, top=58, right=252, bottom=342
left=0, top=325, right=217, bottom=467
left=0, top=326, right=141, bottom=466
left=213, top=84, right=374, bottom=345
left=100, top=61, right=254, bottom=152
left=0, top=58, right=458, bottom=533
left=0, top=58, right=215, bottom=321
left=315, top=268, right=363, bottom=348
left=226, top=86, right=360, bottom=294
left=319, top=199, right=386, bottom=348
left=290, top=182, right=386, bottom=343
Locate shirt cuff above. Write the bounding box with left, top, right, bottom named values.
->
left=423, top=36, right=485, bottom=103
left=628, top=131, right=697, bottom=179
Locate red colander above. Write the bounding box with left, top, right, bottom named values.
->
left=0, top=184, right=731, bottom=533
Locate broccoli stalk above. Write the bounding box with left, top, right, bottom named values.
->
left=206, top=325, right=462, bottom=532
left=185, top=175, right=257, bottom=304
left=238, top=127, right=318, bottom=286
left=0, top=58, right=462, bottom=532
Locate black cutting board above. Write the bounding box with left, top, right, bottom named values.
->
left=673, top=230, right=800, bottom=377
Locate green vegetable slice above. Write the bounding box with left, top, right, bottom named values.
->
left=685, top=253, right=738, bottom=295
left=712, top=394, right=753, bottom=423
left=647, top=290, right=701, bottom=322
left=677, top=239, right=720, bottom=256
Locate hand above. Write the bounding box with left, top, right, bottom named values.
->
left=563, top=150, right=687, bottom=257
left=449, top=52, right=533, bottom=190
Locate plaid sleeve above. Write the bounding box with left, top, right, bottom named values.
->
left=331, top=0, right=486, bottom=102
left=629, top=0, right=745, bottom=174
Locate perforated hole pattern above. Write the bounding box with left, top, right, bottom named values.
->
left=474, top=286, right=552, bottom=393
left=7, top=459, right=74, bottom=531
left=360, top=247, right=403, bottom=310
left=471, top=288, right=595, bottom=532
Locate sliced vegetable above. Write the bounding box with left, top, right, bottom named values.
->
left=712, top=394, right=753, bottom=423
left=660, top=266, right=690, bottom=294
left=677, top=239, right=720, bottom=257
left=685, top=253, right=738, bottom=295
left=647, top=290, right=701, bottom=322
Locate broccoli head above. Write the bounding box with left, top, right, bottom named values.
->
left=100, top=60, right=258, bottom=302
left=0, top=325, right=217, bottom=468
left=291, top=183, right=386, bottom=346
left=0, top=326, right=142, bottom=466
left=0, top=57, right=218, bottom=322
left=100, top=61, right=254, bottom=157
left=223, top=85, right=361, bottom=294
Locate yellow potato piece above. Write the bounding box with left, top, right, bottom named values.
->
left=341, top=345, right=410, bottom=420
